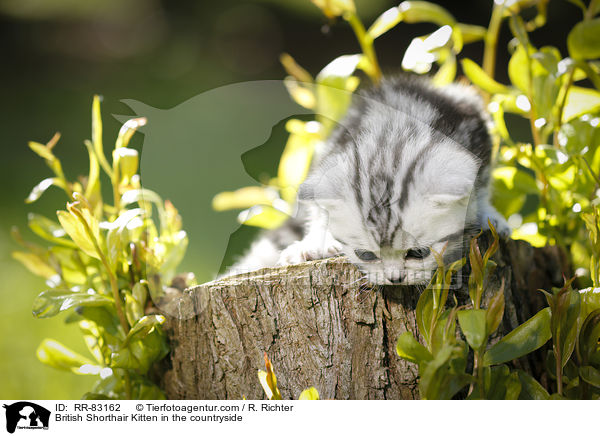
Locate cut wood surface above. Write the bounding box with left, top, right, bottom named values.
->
left=160, top=233, right=567, bottom=399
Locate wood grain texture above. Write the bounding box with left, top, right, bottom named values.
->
left=160, top=233, right=567, bottom=399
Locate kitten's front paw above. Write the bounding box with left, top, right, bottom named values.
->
left=276, top=237, right=342, bottom=266
left=482, top=213, right=511, bottom=239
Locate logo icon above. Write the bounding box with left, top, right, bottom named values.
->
left=3, top=402, right=50, bottom=433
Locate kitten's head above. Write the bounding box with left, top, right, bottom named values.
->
left=299, top=132, right=481, bottom=286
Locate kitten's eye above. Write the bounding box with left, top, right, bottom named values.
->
left=354, top=249, right=378, bottom=261
left=405, top=247, right=431, bottom=259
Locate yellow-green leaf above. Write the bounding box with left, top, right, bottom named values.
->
left=57, top=208, right=101, bottom=260
left=367, top=7, right=403, bottom=39
left=12, top=251, right=56, bottom=279
left=562, top=86, right=600, bottom=122
left=238, top=205, right=289, bottom=229
left=212, top=186, right=279, bottom=212
left=37, top=338, right=97, bottom=374
left=310, top=0, right=355, bottom=18
left=461, top=58, right=511, bottom=95
left=567, top=18, right=600, bottom=60
left=280, top=53, right=313, bottom=83
left=298, top=387, right=320, bottom=400
left=25, top=177, right=66, bottom=204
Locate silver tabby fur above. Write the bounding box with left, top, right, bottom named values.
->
left=230, top=75, right=510, bottom=285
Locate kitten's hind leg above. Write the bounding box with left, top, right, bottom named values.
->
left=479, top=200, right=511, bottom=239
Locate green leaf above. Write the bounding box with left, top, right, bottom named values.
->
left=91, top=95, right=112, bottom=176
left=516, top=370, right=550, bottom=399
left=298, top=387, right=320, bottom=400
left=416, top=288, right=434, bottom=347
left=492, top=166, right=539, bottom=194
left=508, top=45, right=532, bottom=93
left=461, top=58, right=511, bottom=95
left=398, top=1, right=461, bottom=50
left=433, top=51, right=456, bottom=86
left=105, top=208, right=144, bottom=269
left=457, top=23, right=486, bottom=44
left=419, top=343, right=471, bottom=399
left=567, top=18, right=600, bottom=60
left=32, top=290, right=112, bottom=318
left=486, top=285, right=505, bottom=336
left=123, top=314, right=165, bottom=347
left=111, top=329, right=168, bottom=373
left=399, top=1, right=455, bottom=25
left=315, top=54, right=362, bottom=132
left=57, top=208, right=102, bottom=260
left=559, top=289, right=581, bottom=367
left=457, top=309, right=487, bottom=350
left=113, top=147, right=139, bottom=183
left=125, top=293, right=145, bottom=327
left=483, top=365, right=521, bottom=400
left=25, top=177, right=66, bottom=204
left=578, top=308, right=600, bottom=365
left=579, top=366, right=600, bottom=388
left=367, top=7, right=403, bottom=39
left=37, top=338, right=96, bottom=374
left=12, top=251, right=56, bottom=279
left=28, top=213, right=77, bottom=248
left=396, top=331, right=433, bottom=363
left=237, top=205, right=290, bottom=230
left=483, top=307, right=552, bottom=366
left=83, top=139, right=101, bottom=212
left=82, top=392, right=111, bottom=400
left=561, top=86, right=600, bottom=122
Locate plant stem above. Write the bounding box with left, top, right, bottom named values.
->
left=124, top=371, right=132, bottom=400
left=554, top=67, right=576, bottom=148
left=345, top=12, right=382, bottom=83
left=483, top=3, right=505, bottom=84
left=70, top=205, right=130, bottom=334
left=555, top=343, right=563, bottom=396
left=585, top=0, right=599, bottom=20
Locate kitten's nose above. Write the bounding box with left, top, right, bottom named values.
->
left=388, top=272, right=406, bottom=284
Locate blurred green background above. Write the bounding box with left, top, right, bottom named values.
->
left=0, top=0, right=581, bottom=399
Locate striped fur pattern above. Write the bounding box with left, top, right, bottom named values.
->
left=232, top=75, right=509, bottom=285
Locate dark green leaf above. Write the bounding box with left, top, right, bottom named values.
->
left=486, top=285, right=505, bottom=335
left=517, top=370, right=550, bottom=399
left=579, top=366, right=600, bottom=388
left=579, top=309, right=600, bottom=364
left=81, top=392, right=111, bottom=400
left=483, top=307, right=551, bottom=366
left=416, top=288, right=434, bottom=347
left=458, top=309, right=487, bottom=350
left=396, top=331, right=433, bottom=364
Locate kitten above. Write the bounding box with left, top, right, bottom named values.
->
left=230, top=75, right=510, bottom=285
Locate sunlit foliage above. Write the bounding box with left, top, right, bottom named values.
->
left=13, top=96, right=191, bottom=399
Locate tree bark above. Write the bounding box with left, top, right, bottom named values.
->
left=159, top=233, right=568, bottom=399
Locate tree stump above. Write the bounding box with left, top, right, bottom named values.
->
left=159, top=233, right=568, bottom=399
